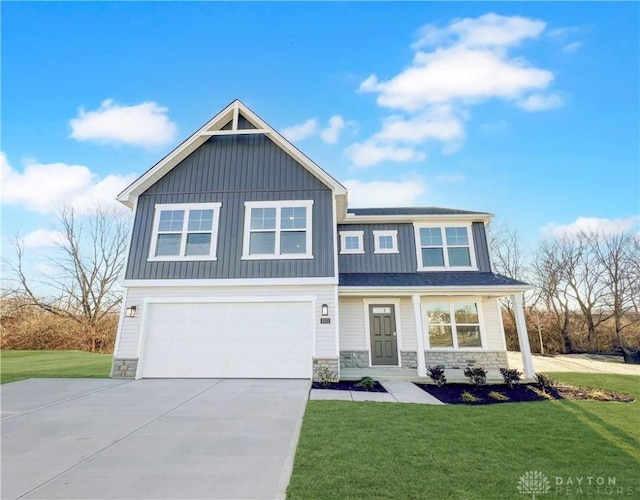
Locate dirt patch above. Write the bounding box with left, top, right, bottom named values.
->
left=552, top=383, right=635, bottom=402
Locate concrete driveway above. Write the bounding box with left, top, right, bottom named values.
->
left=1, top=378, right=310, bottom=500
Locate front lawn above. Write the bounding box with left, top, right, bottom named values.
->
left=0, top=350, right=112, bottom=384
left=287, top=373, right=640, bottom=499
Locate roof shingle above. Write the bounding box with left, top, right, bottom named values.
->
left=346, top=207, right=490, bottom=216
left=339, top=272, right=529, bottom=287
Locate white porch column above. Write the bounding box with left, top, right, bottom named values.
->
left=412, top=294, right=427, bottom=377
left=512, top=293, right=535, bottom=379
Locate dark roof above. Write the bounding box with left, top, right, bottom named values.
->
left=346, top=207, right=490, bottom=216
left=339, top=272, right=529, bottom=288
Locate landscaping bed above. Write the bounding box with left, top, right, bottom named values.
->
left=415, top=382, right=543, bottom=404
left=311, top=380, right=387, bottom=392
left=414, top=382, right=634, bottom=405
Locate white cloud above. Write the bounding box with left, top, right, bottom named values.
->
left=320, top=115, right=346, bottom=144
left=413, top=13, right=545, bottom=50
left=281, top=118, right=318, bottom=142
left=360, top=46, right=554, bottom=111
left=541, top=216, right=640, bottom=238
left=343, top=178, right=427, bottom=207
left=563, top=41, right=582, bottom=53
left=350, top=14, right=561, bottom=167
left=344, top=140, right=426, bottom=168
left=21, top=229, right=66, bottom=249
left=69, top=99, right=177, bottom=148
left=374, top=105, right=465, bottom=144
left=516, top=93, right=563, bottom=111
left=1, top=152, right=136, bottom=214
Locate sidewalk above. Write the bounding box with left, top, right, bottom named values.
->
left=309, top=380, right=444, bottom=404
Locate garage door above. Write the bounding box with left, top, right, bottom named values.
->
left=139, top=301, right=313, bottom=378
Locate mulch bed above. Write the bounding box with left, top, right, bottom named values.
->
left=414, top=383, right=634, bottom=405
left=311, top=380, right=387, bottom=392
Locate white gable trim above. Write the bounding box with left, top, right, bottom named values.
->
left=117, top=100, right=347, bottom=208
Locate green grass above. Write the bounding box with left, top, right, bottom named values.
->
left=287, top=373, right=640, bottom=499
left=0, top=350, right=112, bottom=384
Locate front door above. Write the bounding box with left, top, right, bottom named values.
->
left=369, top=305, right=398, bottom=366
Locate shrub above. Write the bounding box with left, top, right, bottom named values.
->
left=499, top=367, right=522, bottom=388
left=488, top=391, right=510, bottom=402
left=460, top=391, right=481, bottom=403
left=356, top=376, right=376, bottom=391
left=463, top=366, right=487, bottom=387
left=0, top=302, right=117, bottom=353
left=426, top=365, right=447, bottom=386
left=536, top=373, right=556, bottom=393
left=315, top=365, right=335, bottom=387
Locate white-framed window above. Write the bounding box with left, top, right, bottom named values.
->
left=242, top=200, right=313, bottom=259
left=424, top=301, right=483, bottom=349
left=414, top=225, right=476, bottom=270
left=339, top=230, right=364, bottom=254
left=373, top=230, right=398, bottom=254
left=148, top=202, right=222, bottom=261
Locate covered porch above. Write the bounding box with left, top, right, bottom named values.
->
left=337, top=277, right=535, bottom=382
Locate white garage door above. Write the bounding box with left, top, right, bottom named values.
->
left=139, top=301, right=313, bottom=378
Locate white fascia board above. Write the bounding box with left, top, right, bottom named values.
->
left=123, top=277, right=338, bottom=287
left=342, top=213, right=494, bottom=224
left=117, top=100, right=348, bottom=208
left=338, top=285, right=532, bottom=296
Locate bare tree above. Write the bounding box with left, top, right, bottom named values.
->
left=590, top=231, right=640, bottom=348
left=4, top=205, right=130, bottom=350
left=533, top=240, right=573, bottom=353
left=489, top=222, right=531, bottom=318
left=559, top=233, right=613, bottom=352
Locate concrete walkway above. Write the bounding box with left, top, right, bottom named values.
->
left=309, top=380, right=444, bottom=404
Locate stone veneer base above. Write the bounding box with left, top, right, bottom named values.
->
left=424, top=351, right=508, bottom=370
left=111, top=358, right=138, bottom=379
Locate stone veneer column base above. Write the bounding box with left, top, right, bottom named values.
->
left=313, top=358, right=339, bottom=382
left=400, top=351, right=418, bottom=369
left=111, top=358, right=138, bottom=379
left=339, top=350, right=369, bottom=369
left=424, top=351, right=508, bottom=370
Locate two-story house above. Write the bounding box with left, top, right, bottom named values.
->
left=112, top=100, right=534, bottom=382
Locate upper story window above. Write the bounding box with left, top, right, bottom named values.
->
left=414, top=225, right=476, bottom=270
left=373, top=230, right=399, bottom=254
left=424, top=301, right=483, bottom=349
left=339, top=231, right=364, bottom=254
left=242, top=200, right=313, bottom=260
left=149, top=203, right=222, bottom=261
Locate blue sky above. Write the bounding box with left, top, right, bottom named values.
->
left=1, top=2, right=639, bottom=256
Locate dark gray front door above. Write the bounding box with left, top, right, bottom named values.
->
left=369, top=305, right=398, bottom=366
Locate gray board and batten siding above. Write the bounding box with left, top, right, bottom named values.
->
left=125, top=134, right=336, bottom=280
left=337, top=221, right=491, bottom=273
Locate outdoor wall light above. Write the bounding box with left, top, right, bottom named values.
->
left=321, top=304, right=329, bottom=316
left=125, top=305, right=137, bottom=318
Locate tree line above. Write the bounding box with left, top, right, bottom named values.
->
left=491, top=223, right=640, bottom=355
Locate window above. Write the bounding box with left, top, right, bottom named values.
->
left=415, top=225, right=475, bottom=270
left=424, top=302, right=482, bottom=348
left=149, top=203, right=222, bottom=261
left=373, top=230, right=398, bottom=254
left=242, top=200, right=313, bottom=259
left=339, top=231, right=364, bottom=254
